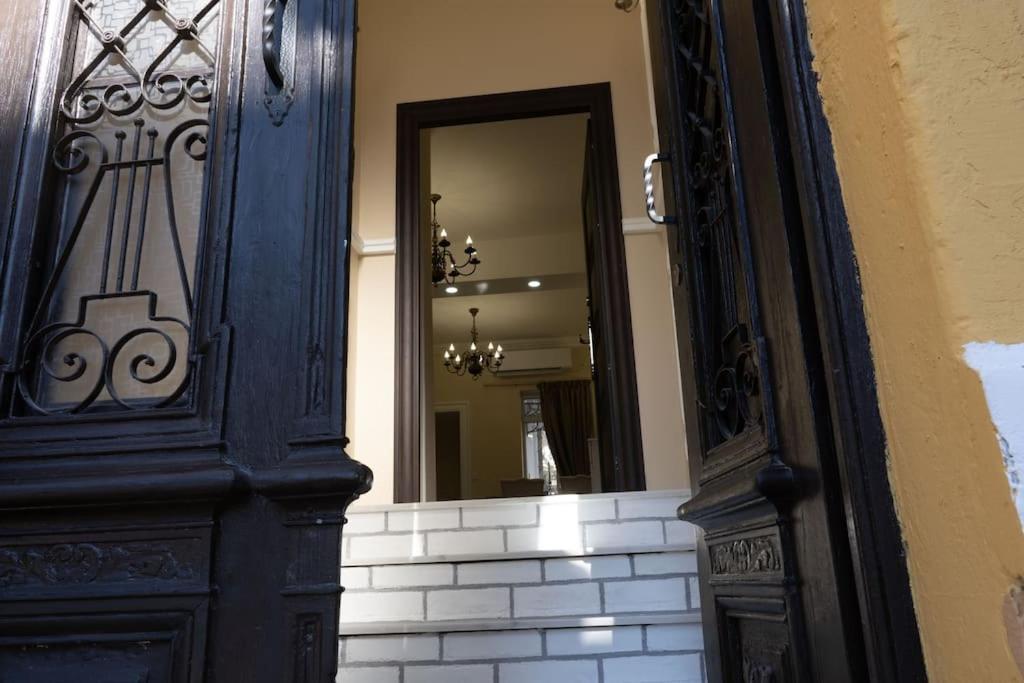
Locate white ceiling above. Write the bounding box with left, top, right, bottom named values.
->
left=427, top=114, right=590, bottom=241
left=429, top=115, right=591, bottom=346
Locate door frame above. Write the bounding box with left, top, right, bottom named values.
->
left=644, top=0, right=926, bottom=679
left=433, top=401, right=472, bottom=499
left=393, top=83, right=645, bottom=503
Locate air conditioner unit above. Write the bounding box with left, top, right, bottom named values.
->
left=494, top=348, right=573, bottom=376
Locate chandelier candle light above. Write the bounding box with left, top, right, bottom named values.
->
left=430, top=193, right=480, bottom=286
left=443, top=308, right=503, bottom=379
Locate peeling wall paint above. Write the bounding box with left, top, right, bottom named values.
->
left=965, top=342, right=1024, bottom=530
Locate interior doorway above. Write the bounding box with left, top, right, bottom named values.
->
left=433, top=403, right=469, bottom=501
left=394, top=85, right=645, bottom=503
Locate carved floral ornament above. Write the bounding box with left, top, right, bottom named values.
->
left=0, top=542, right=193, bottom=587
left=709, top=536, right=782, bottom=576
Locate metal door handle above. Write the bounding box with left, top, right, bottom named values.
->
left=262, top=0, right=296, bottom=125
left=643, top=153, right=675, bottom=224
left=262, top=0, right=286, bottom=88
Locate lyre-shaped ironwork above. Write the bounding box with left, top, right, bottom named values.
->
left=15, top=0, right=222, bottom=415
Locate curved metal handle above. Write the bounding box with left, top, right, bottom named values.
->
left=643, top=153, right=675, bottom=225
left=263, top=0, right=285, bottom=88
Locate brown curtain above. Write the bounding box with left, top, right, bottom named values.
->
left=537, top=380, right=594, bottom=476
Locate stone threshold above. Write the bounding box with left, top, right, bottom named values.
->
left=342, top=542, right=697, bottom=568
left=338, top=611, right=701, bottom=636
left=347, top=488, right=691, bottom=514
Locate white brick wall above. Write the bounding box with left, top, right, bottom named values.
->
left=604, top=577, right=689, bottom=613
left=585, top=520, right=664, bottom=548
left=499, top=659, right=598, bottom=683
left=427, top=587, right=511, bottom=621
left=513, top=583, right=601, bottom=618
left=457, top=560, right=541, bottom=585
left=373, top=563, right=454, bottom=588
left=647, top=624, right=704, bottom=652
left=343, top=634, right=439, bottom=662
left=428, top=529, right=504, bottom=556
left=338, top=491, right=705, bottom=683
left=388, top=508, right=460, bottom=532
left=341, top=591, right=423, bottom=623
left=443, top=630, right=542, bottom=660
left=544, top=555, right=632, bottom=581
left=406, top=664, right=493, bottom=683
left=342, top=489, right=697, bottom=566
left=603, top=653, right=703, bottom=683
left=546, top=626, right=643, bottom=655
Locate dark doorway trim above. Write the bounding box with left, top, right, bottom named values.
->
left=772, top=0, right=927, bottom=677
left=394, top=83, right=645, bottom=503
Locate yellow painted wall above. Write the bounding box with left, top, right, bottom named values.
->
left=432, top=347, right=593, bottom=500
left=805, top=0, right=1024, bottom=679
left=347, top=0, right=690, bottom=504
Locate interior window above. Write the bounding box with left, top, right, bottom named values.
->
left=522, top=392, right=558, bottom=494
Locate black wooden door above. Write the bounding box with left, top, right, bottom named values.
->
left=0, top=1, right=367, bottom=681
left=645, top=0, right=924, bottom=681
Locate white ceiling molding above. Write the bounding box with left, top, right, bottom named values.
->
left=352, top=233, right=396, bottom=256
left=622, top=217, right=662, bottom=235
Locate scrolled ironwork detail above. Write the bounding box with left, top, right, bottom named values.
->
left=668, top=0, right=766, bottom=450
left=710, top=535, right=782, bottom=576
left=14, top=0, right=223, bottom=416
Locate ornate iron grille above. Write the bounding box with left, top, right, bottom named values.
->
left=669, top=0, right=763, bottom=448
left=16, top=0, right=221, bottom=415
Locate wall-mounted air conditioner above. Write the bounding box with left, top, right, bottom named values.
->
left=494, top=348, right=573, bottom=376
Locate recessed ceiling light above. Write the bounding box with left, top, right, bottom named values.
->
left=527, top=280, right=542, bottom=288
left=445, top=286, right=458, bottom=294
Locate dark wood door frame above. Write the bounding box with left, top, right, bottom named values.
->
left=394, top=83, right=645, bottom=503
left=645, top=0, right=925, bottom=680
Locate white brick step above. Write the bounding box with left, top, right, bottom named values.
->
left=342, top=490, right=696, bottom=566
left=340, top=624, right=705, bottom=683
left=338, top=491, right=705, bottom=682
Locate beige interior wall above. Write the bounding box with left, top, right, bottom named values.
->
left=347, top=0, right=689, bottom=505
left=806, top=0, right=1024, bottom=679
left=432, top=347, right=593, bottom=500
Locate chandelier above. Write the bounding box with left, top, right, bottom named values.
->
left=443, top=308, right=503, bottom=379
left=430, top=193, right=480, bottom=286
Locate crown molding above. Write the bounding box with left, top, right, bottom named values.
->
left=352, top=233, right=396, bottom=256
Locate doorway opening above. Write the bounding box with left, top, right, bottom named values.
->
left=394, top=85, right=645, bottom=503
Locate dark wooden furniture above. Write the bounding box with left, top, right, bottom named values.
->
left=500, top=478, right=546, bottom=498
left=0, top=1, right=368, bottom=680
left=394, top=84, right=645, bottom=503
left=645, top=0, right=926, bottom=680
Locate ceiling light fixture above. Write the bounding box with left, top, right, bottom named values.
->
left=443, top=307, right=503, bottom=380
left=527, top=280, right=542, bottom=288
left=445, top=286, right=459, bottom=294
left=430, top=193, right=480, bottom=286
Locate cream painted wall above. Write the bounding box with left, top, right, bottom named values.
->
left=433, top=347, right=593, bottom=500
left=347, top=0, right=689, bottom=505
left=806, top=0, right=1024, bottom=679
